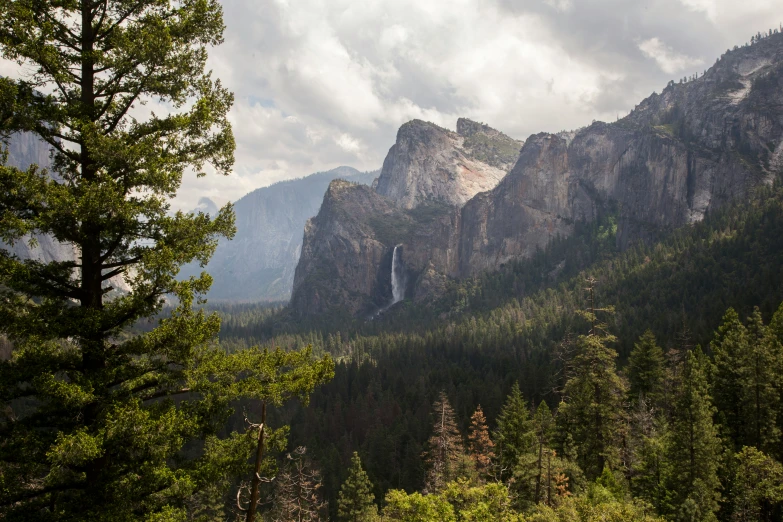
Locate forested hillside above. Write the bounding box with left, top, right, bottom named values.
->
left=210, top=174, right=783, bottom=520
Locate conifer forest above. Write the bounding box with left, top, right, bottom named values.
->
left=2, top=0, right=783, bottom=521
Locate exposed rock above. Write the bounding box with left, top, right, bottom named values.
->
left=291, top=34, right=783, bottom=317
left=180, top=167, right=377, bottom=302
left=374, top=119, right=522, bottom=209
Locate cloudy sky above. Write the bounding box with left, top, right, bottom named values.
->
left=3, top=0, right=782, bottom=209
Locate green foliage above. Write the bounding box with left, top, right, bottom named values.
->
left=442, top=479, right=524, bottom=522
left=730, top=446, right=783, bottom=521
left=557, top=308, right=627, bottom=479
left=382, top=489, right=456, bottom=522
left=0, top=0, right=335, bottom=519
left=493, top=383, right=534, bottom=483
left=666, top=347, right=722, bottom=521
left=627, top=330, right=665, bottom=407
left=711, top=307, right=783, bottom=455
left=338, top=452, right=378, bottom=522
left=525, top=493, right=663, bottom=522
left=627, top=407, right=670, bottom=513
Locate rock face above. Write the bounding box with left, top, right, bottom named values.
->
left=291, top=34, right=783, bottom=317
left=290, top=180, right=459, bottom=316
left=181, top=167, right=377, bottom=302
left=459, top=35, right=783, bottom=275
left=374, top=118, right=522, bottom=209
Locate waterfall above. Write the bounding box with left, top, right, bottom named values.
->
left=390, top=245, right=404, bottom=305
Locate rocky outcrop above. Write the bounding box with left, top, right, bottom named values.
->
left=180, top=167, right=377, bottom=302
left=374, top=118, right=522, bottom=209
left=290, top=179, right=460, bottom=316
left=458, top=35, right=783, bottom=275
left=291, top=33, right=783, bottom=317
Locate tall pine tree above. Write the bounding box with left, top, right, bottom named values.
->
left=492, top=383, right=534, bottom=483
left=557, top=282, right=626, bottom=479
left=712, top=307, right=782, bottom=454
left=627, top=330, right=666, bottom=407
left=338, top=452, right=378, bottom=522
left=666, top=347, right=722, bottom=522
left=468, top=405, right=495, bottom=482
left=0, top=1, right=334, bottom=519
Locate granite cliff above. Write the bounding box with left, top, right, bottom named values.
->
left=180, top=167, right=377, bottom=301
left=374, top=118, right=522, bottom=209
left=291, top=33, right=783, bottom=318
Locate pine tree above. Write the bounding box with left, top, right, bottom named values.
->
left=0, top=1, right=335, bottom=518
left=628, top=330, right=666, bottom=407
left=743, top=308, right=781, bottom=454
left=492, top=383, right=534, bottom=482
left=627, top=397, right=671, bottom=513
left=423, top=392, right=465, bottom=493
left=711, top=308, right=749, bottom=447
left=557, top=282, right=627, bottom=479
left=513, top=401, right=570, bottom=509
left=666, top=347, right=722, bottom=521
left=712, top=308, right=782, bottom=454
left=468, top=405, right=495, bottom=481
left=338, top=452, right=378, bottom=522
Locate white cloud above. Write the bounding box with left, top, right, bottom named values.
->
left=4, top=0, right=779, bottom=210
left=545, top=0, right=573, bottom=13
left=638, top=37, right=703, bottom=74
left=678, top=0, right=718, bottom=21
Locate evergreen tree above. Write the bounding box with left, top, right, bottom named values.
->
left=423, top=392, right=465, bottom=493
left=730, top=446, right=783, bottom=522
left=743, top=308, right=782, bottom=454
left=468, top=405, right=495, bottom=482
left=711, top=308, right=749, bottom=447
left=558, top=284, right=626, bottom=479
left=338, top=452, right=378, bottom=522
left=628, top=330, right=666, bottom=407
left=0, top=1, right=335, bottom=520
left=627, top=398, right=670, bottom=513
left=513, top=400, right=560, bottom=508
left=492, top=383, right=534, bottom=482
left=712, top=308, right=782, bottom=454
left=666, top=347, right=722, bottom=522
left=531, top=401, right=557, bottom=505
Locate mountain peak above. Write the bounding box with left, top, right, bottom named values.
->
left=374, top=118, right=522, bottom=209
left=456, top=118, right=500, bottom=138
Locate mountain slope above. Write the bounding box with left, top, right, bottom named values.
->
left=291, top=33, right=783, bottom=317
left=187, top=167, right=377, bottom=302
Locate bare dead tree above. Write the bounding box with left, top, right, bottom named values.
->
left=271, top=447, right=325, bottom=522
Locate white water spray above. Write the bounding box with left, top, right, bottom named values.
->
left=391, top=245, right=404, bottom=305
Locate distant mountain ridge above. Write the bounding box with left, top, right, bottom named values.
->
left=291, top=32, right=783, bottom=318
left=183, top=166, right=377, bottom=302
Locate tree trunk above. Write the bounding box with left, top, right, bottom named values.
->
left=246, top=401, right=267, bottom=522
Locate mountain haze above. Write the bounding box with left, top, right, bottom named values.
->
left=185, top=167, right=377, bottom=301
